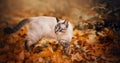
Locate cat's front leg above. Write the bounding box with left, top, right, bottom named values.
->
left=24, top=40, right=36, bottom=52
left=59, top=39, right=71, bottom=55
left=25, top=40, right=31, bottom=52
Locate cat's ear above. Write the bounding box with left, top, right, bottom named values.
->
left=63, top=20, right=68, bottom=28
left=56, top=17, right=59, bottom=23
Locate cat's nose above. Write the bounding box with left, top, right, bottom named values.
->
left=55, top=31, right=59, bottom=34
left=55, top=31, right=57, bottom=34
left=55, top=30, right=57, bottom=33
left=55, top=30, right=58, bottom=34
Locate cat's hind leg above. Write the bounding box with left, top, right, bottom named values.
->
left=24, top=40, right=37, bottom=52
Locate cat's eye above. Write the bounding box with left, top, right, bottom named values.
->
left=55, top=25, right=60, bottom=33
left=60, top=28, right=66, bottom=32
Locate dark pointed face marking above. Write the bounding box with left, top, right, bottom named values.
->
left=55, top=20, right=69, bottom=34
left=56, top=17, right=59, bottom=23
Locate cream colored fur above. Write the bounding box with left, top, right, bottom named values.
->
left=25, top=16, right=73, bottom=49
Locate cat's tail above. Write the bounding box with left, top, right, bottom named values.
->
left=4, top=19, right=30, bottom=34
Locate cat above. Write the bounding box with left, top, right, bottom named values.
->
left=4, top=16, right=73, bottom=54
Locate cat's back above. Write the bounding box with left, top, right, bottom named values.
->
left=28, top=16, right=58, bottom=32
left=29, top=16, right=57, bottom=25
left=27, top=16, right=58, bottom=41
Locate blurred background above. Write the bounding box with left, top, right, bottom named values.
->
left=0, top=0, right=97, bottom=25
left=0, top=0, right=120, bottom=63
left=0, top=0, right=120, bottom=25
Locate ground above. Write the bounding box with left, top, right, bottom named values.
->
left=0, top=11, right=120, bottom=63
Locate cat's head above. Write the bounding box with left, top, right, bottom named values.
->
left=55, top=18, right=69, bottom=34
